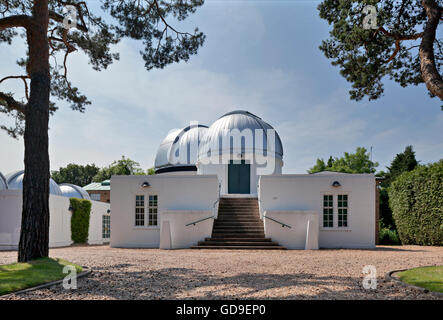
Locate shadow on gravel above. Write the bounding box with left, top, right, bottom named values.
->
left=23, top=263, right=415, bottom=300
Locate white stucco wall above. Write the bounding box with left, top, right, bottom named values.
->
left=0, top=190, right=109, bottom=250
left=264, top=210, right=319, bottom=250
left=161, top=210, right=214, bottom=249
left=110, top=175, right=219, bottom=248
left=259, top=174, right=376, bottom=248
left=197, top=157, right=283, bottom=196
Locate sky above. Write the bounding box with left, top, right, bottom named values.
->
left=0, top=0, right=442, bottom=175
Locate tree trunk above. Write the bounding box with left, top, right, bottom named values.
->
left=18, top=0, right=50, bottom=262
left=420, top=0, right=443, bottom=100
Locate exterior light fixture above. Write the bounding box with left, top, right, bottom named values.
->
left=332, top=181, right=341, bottom=187
left=141, top=181, right=151, bottom=188
left=107, top=209, right=111, bottom=214
left=68, top=206, right=74, bottom=212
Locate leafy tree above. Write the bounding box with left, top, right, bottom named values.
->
left=147, top=167, right=156, bottom=175
left=0, top=0, right=205, bottom=262
left=308, top=147, right=378, bottom=173
left=93, top=156, right=145, bottom=182
left=51, top=163, right=99, bottom=186
left=309, top=158, right=327, bottom=173
left=385, top=145, right=418, bottom=185
left=318, top=0, right=443, bottom=101
left=378, top=145, right=418, bottom=229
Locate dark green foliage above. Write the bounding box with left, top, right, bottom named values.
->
left=93, top=155, right=145, bottom=182
left=70, top=198, right=92, bottom=244
left=388, top=160, right=443, bottom=245
left=384, top=145, right=418, bottom=186
left=379, top=227, right=401, bottom=244
left=308, top=147, right=378, bottom=173
left=51, top=163, right=100, bottom=187
left=378, top=145, right=418, bottom=229
left=317, top=0, right=442, bottom=101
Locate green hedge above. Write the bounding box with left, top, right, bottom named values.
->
left=388, top=160, right=443, bottom=246
left=379, top=227, right=401, bottom=245
left=70, top=198, right=92, bottom=244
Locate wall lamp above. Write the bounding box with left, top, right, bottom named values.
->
left=107, top=209, right=111, bottom=214
left=68, top=206, right=73, bottom=212
left=141, top=181, right=151, bottom=188
left=332, top=181, right=341, bottom=187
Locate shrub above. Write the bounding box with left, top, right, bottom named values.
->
left=388, top=160, right=443, bottom=246
left=379, top=227, right=401, bottom=245
left=70, top=198, right=92, bottom=244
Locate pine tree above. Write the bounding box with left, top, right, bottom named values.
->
left=0, top=0, right=205, bottom=262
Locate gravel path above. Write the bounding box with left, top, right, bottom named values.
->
left=1, top=245, right=442, bottom=300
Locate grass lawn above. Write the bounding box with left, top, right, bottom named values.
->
left=0, top=257, right=82, bottom=296
left=398, top=266, right=443, bottom=293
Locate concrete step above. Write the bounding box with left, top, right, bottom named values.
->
left=211, top=233, right=266, bottom=238
left=214, top=226, right=263, bottom=230
left=204, top=237, right=273, bottom=242
left=215, top=222, right=263, bottom=226
left=191, top=246, right=286, bottom=250
left=198, top=241, right=279, bottom=246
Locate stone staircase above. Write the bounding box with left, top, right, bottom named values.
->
left=191, top=197, right=286, bottom=250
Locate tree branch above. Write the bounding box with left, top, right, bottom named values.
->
left=0, top=91, right=26, bottom=114
left=0, top=14, right=33, bottom=31
left=376, top=27, right=424, bottom=41
left=420, top=0, right=443, bottom=99
left=0, top=75, right=30, bottom=100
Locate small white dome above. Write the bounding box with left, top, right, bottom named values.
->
left=154, top=124, right=208, bottom=173
left=0, top=172, right=7, bottom=190
left=59, top=183, right=91, bottom=200
left=5, top=170, right=63, bottom=196
left=198, top=110, right=283, bottom=161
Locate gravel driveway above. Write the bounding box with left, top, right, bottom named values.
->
left=1, top=245, right=442, bottom=300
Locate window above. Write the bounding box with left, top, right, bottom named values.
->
left=338, top=194, right=348, bottom=227
left=102, top=215, right=110, bottom=239
left=135, top=195, right=145, bottom=226
left=90, top=193, right=101, bottom=201
left=323, top=195, right=333, bottom=228
left=148, top=195, right=158, bottom=226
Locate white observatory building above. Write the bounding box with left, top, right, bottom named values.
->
left=111, top=110, right=377, bottom=250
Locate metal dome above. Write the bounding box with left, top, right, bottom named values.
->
left=59, top=183, right=91, bottom=200
left=154, top=124, right=209, bottom=173
left=0, top=172, right=7, bottom=190
left=5, top=170, right=63, bottom=196
left=198, top=110, right=283, bottom=161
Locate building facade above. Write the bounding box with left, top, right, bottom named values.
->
left=111, top=110, right=377, bottom=250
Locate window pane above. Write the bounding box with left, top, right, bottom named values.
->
left=338, top=195, right=348, bottom=228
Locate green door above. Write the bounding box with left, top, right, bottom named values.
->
left=228, top=160, right=250, bottom=194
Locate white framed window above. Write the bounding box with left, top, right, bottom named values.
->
left=135, top=195, right=145, bottom=226
left=338, top=194, right=348, bottom=227
left=102, top=215, right=110, bottom=239
left=323, top=194, right=333, bottom=228
left=90, top=193, right=101, bottom=201
left=148, top=195, right=158, bottom=226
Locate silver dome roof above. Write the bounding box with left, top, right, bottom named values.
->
left=5, top=170, right=63, bottom=196
left=60, top=183, right=91, bottom=200
left=154, top=125, right=208, bottom=170
left=198, top=110, right=283, bottom=160
left=0, top=172, right=7, bottom=190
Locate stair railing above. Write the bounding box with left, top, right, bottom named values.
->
left=187, top=181, right=221, bottom=227
left=185, top=215, right=215, bottom=227
left=263, top=215, right=292, bottom=229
